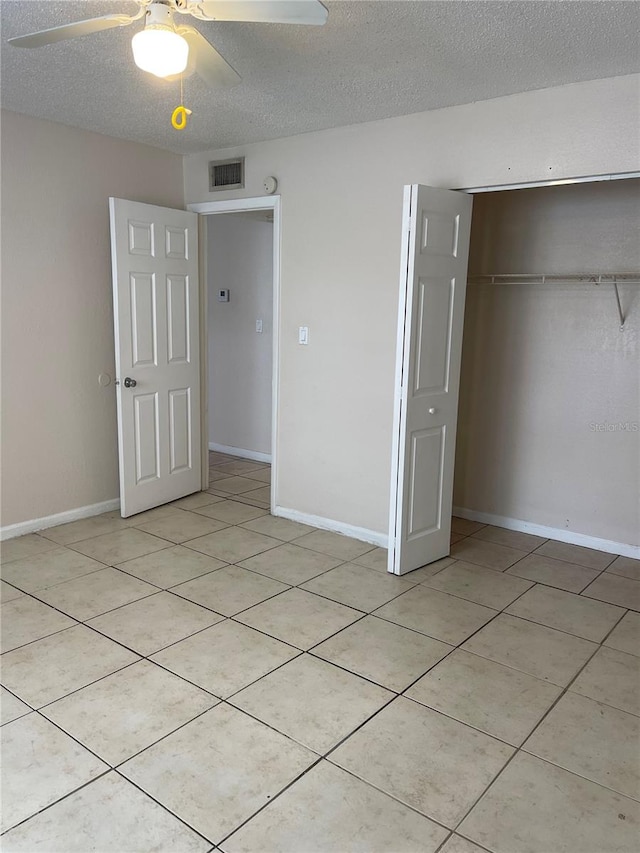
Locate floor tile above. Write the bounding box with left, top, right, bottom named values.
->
left=604, top=609, right=640, bottom=656
left=331, top=696, right=513, bottom=827
left=439, top=835, right=488, bottom=853
left=238, top=543, right=342, bottom=585
left=207, top=468, right=234, bottom=482
left=582, top=572, right=640, bottom=611
left=120, top=703, right=315, bottom=844
left=524, top=692, right=640, bottom=799
left=451, top=518, right=485, bottom=536
left=351, top=546, right=388, bottom=572
left=406, top=649, right=561, bottom=746
left=37, top=514, right=130, bottom=546
left=122, top=505, right=185, bottom=525
left=230, top=492, right=270, bottom=509
left=1, top=534, right=59, bottom=563
left=374, top=585, right=497, bottom=645
left=402, top=556, right=457, bottom=583
left=0, top=687, right=31, bottom=725
left=152, top=620, right=299, bottom=698
left=194, top=500, right=269, bottom=524
left=0, top=624, right=139, bottom=707
left=87, top=591, right=223, bottom=655
left=0, top=713, right=107, bottom=833
left=43, top=659, right=217, bottom=765
left=312, top=614, right=452, bottom=692
left=236, top=588, right=362, bottom=649
left=208, top=451, right=236, bottom=464
left=240, top=514, right=315, bottom=541
left=451, top=538, right=527, bottom=571
left=462, top=613, right=597, bottom=686
left=471, top=525, right=547, bottom=553
left=170, top=490, right=225, bottom=510
left=292, top=530, right=375, bottom=561
left=0, top=596, right=76, bottom=653
left=231, top=655, right=392, bottom=753
left=222, top=759, right=448, bottom=853
left=422, top=560, right=532, bottom=609
left=301, top=562, right=415, bottom=611
left=213, top=475, right=268, bottom=495
left=171, top=565, right=288, bottom=616
left=0, top=548, right=106, bottom=593
left=115, top=544, right=226, bottom=588
left=214, top=460, right=268, bottom=476
left=133, top=510, right=229, bottom=543
left=459, top=751, right=640, bottom=853
left=0, top=580, right=23, bottom=604
left=0, top=772, right=211, bottom=852
left=506, top=553, right=599, bottom=592
left=36, top=567, right=157, bottom=621
left=69, top=528, right=170, bottom=565
left=450, top=532, right=466, bottom=544
left=243, top=466, right=271, bottom=484
left=570, top=646, right=640, bottom=716
left=242, top=486, right=271, bottom=503
left=607, top=555, right=640, bottom=581
left=185, top=527, right=280, bottom=563
left=535, top=540, right=615, bottom=571
left=506, top=583, right=625, bottom=642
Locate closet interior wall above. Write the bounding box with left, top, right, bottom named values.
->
left=454, top=179, right=640, bottom=548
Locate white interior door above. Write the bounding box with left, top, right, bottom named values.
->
left=389, top=184, right=473, bottom=574
left=109, top=198, right=201, bottom=517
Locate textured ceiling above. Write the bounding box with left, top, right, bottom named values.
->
left=1, top=1, right=639, bottom=154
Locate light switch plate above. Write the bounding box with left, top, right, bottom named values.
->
left=298, top=326, right=309, bottom=345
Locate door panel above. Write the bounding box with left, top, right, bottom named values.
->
left=110, top=198, right=201, bottom=517
left=389, top=185, right=473, bottom=575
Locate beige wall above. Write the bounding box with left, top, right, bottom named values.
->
left=1, top=110, right=184, bottom=528
left=455, top=180, right=640, bottom=547
left=207, top=213, right=273, bottom=455
left=184, top=75, right=640, bottom=542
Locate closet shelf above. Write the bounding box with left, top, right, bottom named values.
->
left=467, top=273, right=640, bottom=331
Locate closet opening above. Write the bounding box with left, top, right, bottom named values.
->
left=452, top=177, right=640, bottom=556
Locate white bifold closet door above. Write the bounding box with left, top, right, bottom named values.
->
left=109, top=198, right=201, bottom=517
left=389, top=185, right=473, bottom=575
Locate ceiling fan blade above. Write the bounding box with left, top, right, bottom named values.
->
left=8, top=14, right=139, bottom=48
left=179, top=26, right=241, bottom=87
left=197, top=0, right=328, bottom=25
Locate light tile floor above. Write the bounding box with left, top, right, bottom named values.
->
left=1, top=451, right=639, bottom=851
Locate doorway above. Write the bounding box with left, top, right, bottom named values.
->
left=189, top=196, right=281, bottom=510
left=206, top=211, right=274, bottom=464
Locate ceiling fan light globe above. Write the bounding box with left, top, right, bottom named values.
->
left=131, top=27, right=189, bottom=78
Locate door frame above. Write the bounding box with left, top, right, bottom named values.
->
left=188, top=196, right=281, bottom=510
left=389, top=168, right=639, bottom=570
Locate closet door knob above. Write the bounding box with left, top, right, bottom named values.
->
left=123, top=377, right=137, bottom=388
left=428, top=407, right=437, bottom=415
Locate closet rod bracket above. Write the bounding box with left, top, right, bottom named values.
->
left=612, top=280, right=625, bottom=331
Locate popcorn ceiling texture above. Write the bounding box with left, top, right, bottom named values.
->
left=1, top=0, right=639, bottom=154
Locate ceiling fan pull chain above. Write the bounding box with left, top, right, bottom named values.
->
left=171, top=74, right=192, bottom=130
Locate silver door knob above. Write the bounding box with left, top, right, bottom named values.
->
left=123, top=377, right=137, bottom=388
left=428, top=407, right=436, bottom=414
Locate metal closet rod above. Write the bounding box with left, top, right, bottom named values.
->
left=466, top=273, right=640, bottom=331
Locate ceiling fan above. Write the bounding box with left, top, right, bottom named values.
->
left=8, top=0, right=329, bottom=87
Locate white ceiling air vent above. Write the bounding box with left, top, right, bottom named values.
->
left=209, top=157, right=245, bottom=192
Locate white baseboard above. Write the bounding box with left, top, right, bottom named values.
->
left=274, top=505, right=387, bottom=549
left=208, top=442, right=272, bottom=464
left=1, top=498, right=121, bottom=542
left=453, top=506, right=639, bottom=559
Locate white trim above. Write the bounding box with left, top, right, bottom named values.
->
left=274, top=505, right=387, bottom=549
left=459, top=171, right=640, bottom=194
left=208, top=442, right=271, bottom=463
left=1, top=499, right=121, bottom=541
left=189, top=196, right=277, bottom=214
left=452, top=506, right=639, bottom=560
left=191, top=195, right=280, bottom=513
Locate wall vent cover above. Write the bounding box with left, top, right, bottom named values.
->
left=209, top=157, right=245, bottom=192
